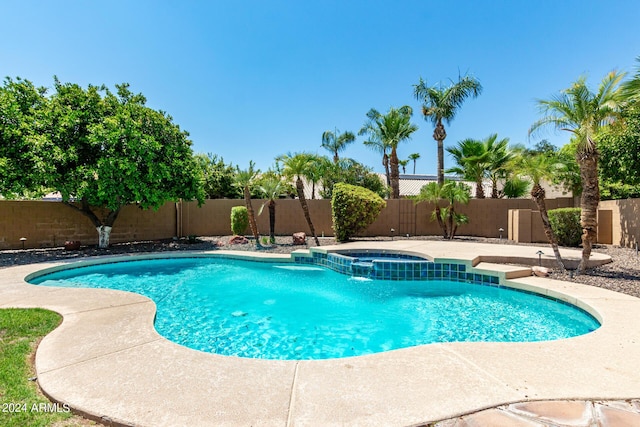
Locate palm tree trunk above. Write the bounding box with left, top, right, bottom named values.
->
left=268, top=199, right=276, bottom=244
left=390, top=147, right=400, bottom=199
left=413, top=159, right=416, bottom=174
left=434, top=119, right=447, bottom=185
left=532, top=184, right=565, bottom=271
left=434, top=205, right=447, bottom=238
left=244, top=186, right=262, bottom=248
left=491, top=176, right=499, bottom=198
left=577, top=155, right=599, bottom=272
left=382, top=153, right=391, bottom=187
left=296, top=177, right=320, bottom=246
left=475, top=178, right=485, bottom=199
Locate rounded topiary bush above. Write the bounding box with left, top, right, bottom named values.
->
left=548, top=207, right=582, bottom=247
left=331, top=183, right=386, bottom=242
left=230, top=206, right=249, bottom=235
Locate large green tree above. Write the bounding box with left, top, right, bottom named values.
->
left=193, top=153, right=239, bottom=199
left=529, top=71, right=626, bottom=272
left=319, top=157, right=387, bottom=199
left=0, top=77, right=48, bottom=197
left=413, top=73, right=483, bottom=185
left=597, top=103, right=640, bottom=199
left=321, top=128, right=356, bottom=163
left=4, top=77, right=205, bottom=248
left=359, top=106, right=418, bottom=199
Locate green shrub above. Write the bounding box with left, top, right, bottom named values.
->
left=548, top=207, right=582, bottom=247
left=230, top=206, right=249, bottom=235
left=331, top=183, right=386, bottom=242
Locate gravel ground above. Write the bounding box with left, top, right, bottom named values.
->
left=2, top=235, right=639, bottom=298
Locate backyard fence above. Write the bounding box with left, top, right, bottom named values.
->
left=1, top=196, right=635, bottom=250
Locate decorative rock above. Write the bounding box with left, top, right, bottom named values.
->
left=292, top=232, right=307, bottom=245
left=228, top=235, right=249, bottom=245
left=64, top=240, right=81, bottom=251
left=532, top=266, right=550, bottom=277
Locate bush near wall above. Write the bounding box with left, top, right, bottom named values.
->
left=549, top=207, right=582, bottom=247
left=331, top=183, right=386, bottom=242
left=230, top=206, right=249, bottom=235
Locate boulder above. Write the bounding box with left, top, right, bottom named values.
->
left=228, top=235, right=249, bottom=245
left=292, top=232, right=307, bottom=245
left=532, top=266, right=550, bottom=277
left=64, top=240, right=81, bottom=251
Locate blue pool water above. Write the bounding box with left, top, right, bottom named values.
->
left=30, top=257, right=600, bottom=360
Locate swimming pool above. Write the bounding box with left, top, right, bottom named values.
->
left=29, top=256, right=600, bottom=360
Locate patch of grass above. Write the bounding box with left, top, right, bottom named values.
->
left=0, top=308, right=95, bottom=426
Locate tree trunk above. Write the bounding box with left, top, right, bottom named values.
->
left=390, top=147, right=400, bottom=199
left=577, top=154, right=600, bottom=272
left=296, top=177, right=320, bottom=246
left=62, top=199, right=120, bottom=249
left=434, top=205, right=448, bottom=238
left=97, top=226, right=112, bottom=249
left=382, top=153, right=391, bottom=187
left=268, top=200, right=276, bottom=244
left=244, top=186, right=262, bottom=248
left=434, top=119, right=447, bottom=185
left=491, top=177, right=499, bottom=198
left=475, top=178, right=485, bottom=199
left=531, top=184, right=565, bottom=272
left=413, top=160, right=416, bottom=175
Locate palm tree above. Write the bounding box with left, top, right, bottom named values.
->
left=446, top=138, right=489, bottom=198
left=304, top=155, right=330, bottom=199
left=362, top=131, right=392, bottom=187
left=414, top=181, right=470, bottom=239
left=321, top=129, right=356, bottom=163
left=622, top=56, right=640, bottom=101
left=258, top=174, right=285, bottom=244
left=234, top=161, right=261, bottom=248
left=529, top=71, right=626, bottom=272
left=511, top=152, right=566, bottom=271
left=414, top=182, right=447, bottom=238
left=484, top=134, right=513, bottom=198
left=277, top=152, right=320, bottom=246
left=413, top=73, right=483, bottom=185
left=398, top=159, right=409, bottom=174
left=359, top=106, right=418, bottom=199
left=408, top=153, right=420, bottom=174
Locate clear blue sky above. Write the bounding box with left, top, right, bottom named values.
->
left=3, top=1, right=640, bottom=175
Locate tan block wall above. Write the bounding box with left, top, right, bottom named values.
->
left=600, top=199, right=640, bottom=248
left=0, top=200, right=176, bottom=249
left=7, top=196, right=640, bottom=250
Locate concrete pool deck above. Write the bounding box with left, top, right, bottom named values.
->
left=1, top=240, right=640, bottom=426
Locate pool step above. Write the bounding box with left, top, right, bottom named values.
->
left=474, top=262, right=532, bottom=279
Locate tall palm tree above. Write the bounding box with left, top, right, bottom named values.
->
left=446, top=138, right=489, bottom=198
left=413, top=73, right=483, bottom=185
left=258, top=174, right=285, bottom=244
left=359, top=106, right=418, bottom=199
left=511, top=151, right=566, bottom=271
left=529, top=71, right=626, bottom=272
left=277, top=152, right=321, bottom=246
left=408, top=152, right=420, bottom=174
left=234, top=161, right=261, bottom=248
left=321, top=129, right=356, bottom=163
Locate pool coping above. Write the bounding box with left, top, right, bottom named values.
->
left=2, top=240, right=639, bottom=426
